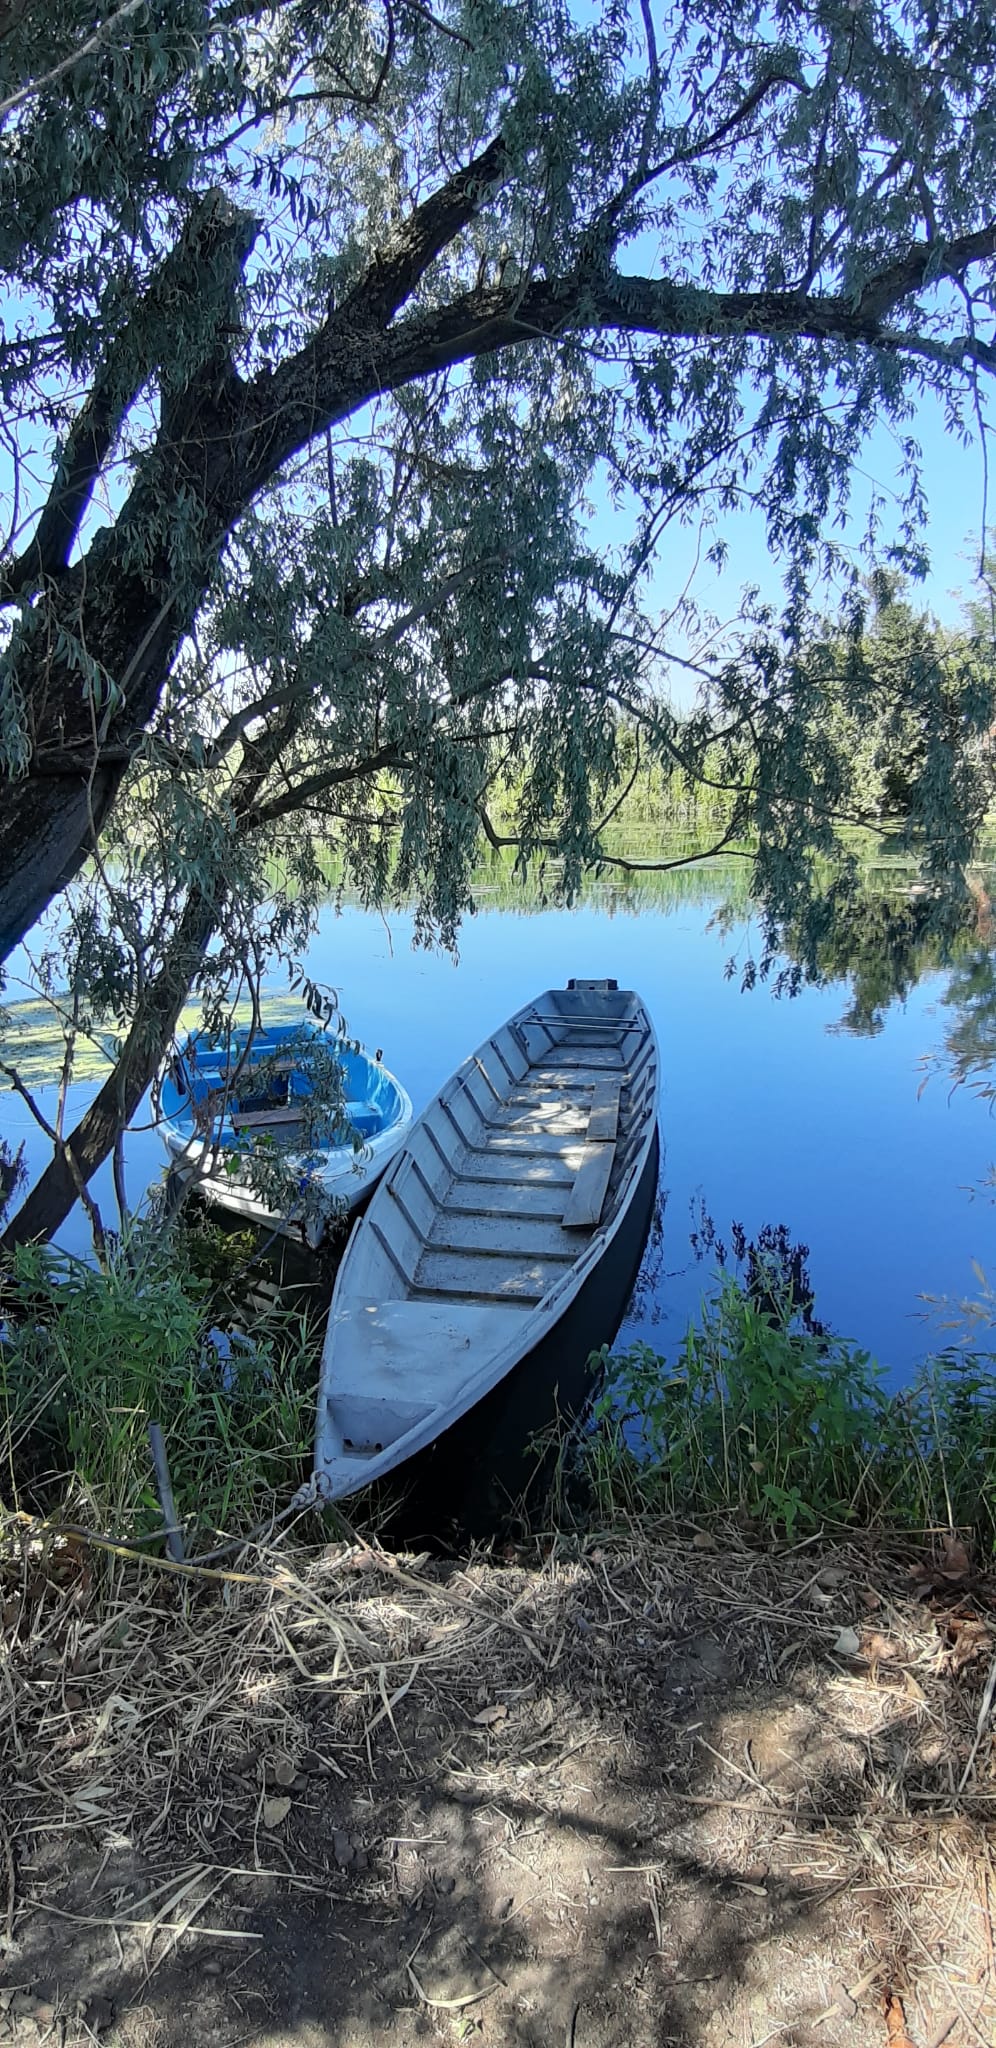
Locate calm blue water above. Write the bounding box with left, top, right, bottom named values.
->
left=4, top=885, right=995, bottom=1382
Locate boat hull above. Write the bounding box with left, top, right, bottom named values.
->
left=158, top=1027, right=412, bottom=1247
left=350, top=1125, right=660, bottom=1543
left=161, top=1139, right=398, bottom=1245
left=314, top=982, right=661, bottom=1514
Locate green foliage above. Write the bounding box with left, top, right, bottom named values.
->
left=8, top=1, right=996, bottom=1243
left=0, top=1233, right=314, bottom=1545
left=586, top=1280, right=996, bottom=1547
left=706, top=577, right=996, bottom=990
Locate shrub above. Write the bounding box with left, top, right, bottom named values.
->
left=587, top=1276, right=996, bottom=1545
left=0, top=1231, right=315, bottom=1549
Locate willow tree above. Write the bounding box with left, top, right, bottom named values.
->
left=2, top=393, right=665, bottom=1246
left=3, top=0, right=996, bottom=964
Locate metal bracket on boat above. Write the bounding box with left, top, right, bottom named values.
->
left=567, top=977, right=618, bottom=991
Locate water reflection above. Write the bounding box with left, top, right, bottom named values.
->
left=934, top=949, right=996, bottom=1099
left=4, top=838, right=996, bottom=1381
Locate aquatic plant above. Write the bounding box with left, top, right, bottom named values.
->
left=0, top=1230, right=316, bottom=1551
left=587, top=1283, right=996, bottom=1547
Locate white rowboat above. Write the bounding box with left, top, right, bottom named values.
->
left=313, top=980, right=660, bottom=1508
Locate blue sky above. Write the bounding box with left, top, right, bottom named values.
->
left=666, top=395, right=989, bottom=630
left=578, top=380, right=991, bottom=712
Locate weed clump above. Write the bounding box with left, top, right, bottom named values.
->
left=587, top=1271, right=996, bottom=1545
left=0, top=1229, right=315, bottom=1550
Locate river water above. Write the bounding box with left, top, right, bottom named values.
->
left=4, top=851, right=996, bottom=1384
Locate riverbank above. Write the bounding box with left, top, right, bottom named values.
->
left=4, top=1517, right=996, bottom=2048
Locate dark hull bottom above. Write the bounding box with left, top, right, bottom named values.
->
left=344, top=1128, right=662, bottom=1547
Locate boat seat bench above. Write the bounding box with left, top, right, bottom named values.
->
left=563, top=1076, right=622, bottom=1228
left=231, top=1105, right=305, bottom=1130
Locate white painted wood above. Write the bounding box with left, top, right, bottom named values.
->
left=388, top=1156, right=437, bottom=1234
left=475, top=1130, right=590, bottom=1158
left=428, top=1211, right=577, bottom=1257
left=562, top=1141, right=615, bottom=1230
left=415, top=1249, right=560, bottom=1300
left=449, top=1151, right=578, bottom=1185
left=312, top=983, right=660, bottom=1499
left=586, top=1077, right=621, bottom=1143
left=327, top=1298, right=526, bottom=1451
left=444, top=1180, right=576, bottom=1220
left=540, top=1046, right=626, bottom=1069
left=528, top=1062, right=630, bottom=1087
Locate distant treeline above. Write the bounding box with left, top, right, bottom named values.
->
left=488, top=734, right=735, bottom=835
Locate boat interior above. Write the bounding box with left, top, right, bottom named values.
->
left=165, top=1030, right=398, bottom=1146
left=323, top=986, right=658, bottom=1459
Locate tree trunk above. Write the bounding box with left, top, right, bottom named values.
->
left=0, top=770, right=122, bottom=964
left=2, top=881, right=223, bottom=1249
left=0, top=532, right=216, bottom=963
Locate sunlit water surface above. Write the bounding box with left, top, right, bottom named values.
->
left=4, top=857, right=996, bottom=1385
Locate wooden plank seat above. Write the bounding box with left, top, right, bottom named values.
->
left=218, top=1057, right=298, bottom=1084
left=230, top=1105, right=305, bottom=1131
left=562, top=1076, right=622, bottom=1229
left=586, top=1075, right=621, bottom=1142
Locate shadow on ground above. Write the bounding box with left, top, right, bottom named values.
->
left=4, top=1530, right=996, bottom=2048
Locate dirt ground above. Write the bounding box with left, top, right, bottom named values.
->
left=4, top=1523, right=996, bottom=2048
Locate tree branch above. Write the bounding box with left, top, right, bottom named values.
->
left=476, top=804, right=750, bottom=873
left=0, top=0, right=143, bottom=124
left=243, top=134, right=508, bottom=477
left=240, top=216, right=996, bottom=496
left=0, top=193, right=257, bottom=597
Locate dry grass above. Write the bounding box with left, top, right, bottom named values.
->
left=4, top=1517, right=996, bottom=2044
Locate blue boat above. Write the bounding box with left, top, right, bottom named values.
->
left=157, top=1022, right=413, bottom=1245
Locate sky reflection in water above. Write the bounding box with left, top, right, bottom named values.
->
left=3, top=855, right=996, bottom=1386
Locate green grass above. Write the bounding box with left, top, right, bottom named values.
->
left=584, top=1276, right=996, bottom=1545
left=0, top=1226, right=316, bottom=1551
left=7, top=1219, right=996, bottom=1563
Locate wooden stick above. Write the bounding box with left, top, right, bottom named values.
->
left=148, top=1423, right=185, bottom=1563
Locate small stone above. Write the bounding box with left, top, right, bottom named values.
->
left=833, top=1626, right=861, bottom=1658
left=32, top=2004, right=55, bottom=2025
left=332, top=1830, right=355, bottom=1869
left=10, top=1993, right=36, bottom=2018
left=201, top=1960, right=223, bottom=1979
left=273, top=1756, right=296, bottom=1788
